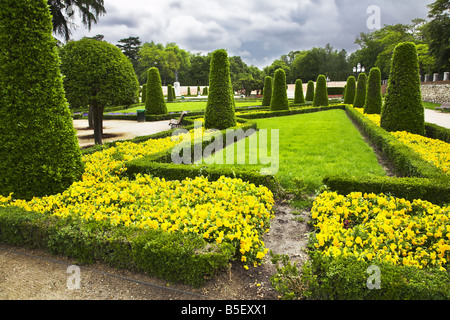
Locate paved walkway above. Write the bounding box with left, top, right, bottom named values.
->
left=425, top=109, right=450, bottom=129
left=74, top=119, right=172, bottom=148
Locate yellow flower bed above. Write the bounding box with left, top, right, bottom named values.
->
left=311, top=191, right=450, bottom=271
left=354, top=107, right=450, bottom=175
left=0, top=132, right=275, bottom=266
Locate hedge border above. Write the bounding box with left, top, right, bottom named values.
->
left=0, top=205, right=234, bottom=287
left=323, top=105, right=450, bottom=205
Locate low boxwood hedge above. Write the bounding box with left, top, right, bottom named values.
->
left=0, top=206, right=234, bottom=287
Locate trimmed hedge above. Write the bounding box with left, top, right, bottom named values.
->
left=145, top=67, right=167, bottom=115
left=343, top=76, right=356, bottom=105
left=0, top=206, right=233, bottom=287
left=236, top=105, right=345, bottom=120
left=353, top=73, right=367, bottom=108
left=294, top=79, right=305, bottom=104
left=323, top=175, right=450, bottom=205
left=303, top=252, right=450, bottom=300
left=142, top=84, right=147, bottom=103
left=313, top=75, right=329, bottom=107
left=270, top=69, right=289, bottom=111
left=364, top=67, right=382, bottom=114
left=167, top=84, right=174, bottom=102
left=204, top=49, right=236, bottom=130
left=381, top=42, right=424, bottom=135
left=0, top=0, right=84, bottom=200
left=326, top=87, right=345, bottom=96
left=425, top=122, right=450, bottom=143
left=262, top=76, right=272, bottom=107
left=305, top=81, right=315, bottom=102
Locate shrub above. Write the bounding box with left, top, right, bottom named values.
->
left=364, top=67, right=382, bottom=114
left=142, top=84, right=147, bottom=103
left=262, top=76, right=273, bottom=107
left=172, top=85, right=176, bottom=99
left=187, top=86, right=191, bottom=96
left=197, top=86, right=201, bottom=95
left=167, top=84, right=174, bottom=102
left=343, top=76, right=356, bottom=104
left=353, top=73, right=367, bottom=108
left=204, top=49, right=236, bottom=130
left=294, top=79, right=305, bottom=104
left=202, top=87, right=208, bottom=95
left=0, top=0, right=84, bottom=200
left=313, top=75, right=329, bottom=107
left=381, top=42, right=424, bottom=135
left=305, top=81, right=315, bottom=101
left=145, top=67, right=167, bottom=115
left=60, top=38, right=140, bottom=145
left=270, top=69, right=289, bottom=111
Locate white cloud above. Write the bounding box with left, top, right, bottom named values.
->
left=63, top=0, right=434, bottom=69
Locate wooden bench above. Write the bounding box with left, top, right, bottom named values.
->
left=169, top=111, right=188, bottom=129
left=435, top=102, right=450, bottom=111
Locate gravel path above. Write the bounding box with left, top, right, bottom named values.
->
left=425, top=109, right=450, bottom=129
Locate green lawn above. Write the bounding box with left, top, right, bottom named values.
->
left=110, top=100, right=262, bottom=114
left=199, top=110, right=387, bottom=192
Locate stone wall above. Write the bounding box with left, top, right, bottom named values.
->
left=421, top=84, right=450, bottom=104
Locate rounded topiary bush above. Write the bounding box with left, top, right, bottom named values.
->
left=344, top=76, right=356, bottom=104
left=262, top=76, right=272, bottom=107
left=146, top=67, right=167, bottom=115
left=353, top=73, right=367, bottom=108
left=364, top=67, right=382, bottom=114
left=270, top=69, right=289, bottom=111
left=381, top=42, right=424, bottom=135
left=313, top=75, right=329, bottom=107
left=294, top=79, right=305, bottom=104
left=204, top=49, right=236, bottom=130
left=305, top=80, right=315, bottom=102
left=0, top=0, right=84, bottom=200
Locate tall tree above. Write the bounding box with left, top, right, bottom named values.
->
left=48, top=0, right=106, bottom=42
left=117, top=37, right=142, bottom=70
left=60, top=38, right=139, bottom=145
left=0, top=0, right=84, bottom=199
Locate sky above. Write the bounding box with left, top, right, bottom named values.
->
left=61, top=0, right=435, bottom=69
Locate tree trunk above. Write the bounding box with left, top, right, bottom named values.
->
left=88, top=105, right=94, bottom=129
left=93, top=102, right=104, bottom=145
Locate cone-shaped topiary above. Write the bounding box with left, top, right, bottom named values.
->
left=187, top=86, right=191, bottom=96
left=146, top=67, right=167, bottom=115
left=172, top=86, right=176, bottom=99
left=313, top=75, right=329, bottom=107
left=262, top=76, right=272, bottom=107
left=203, top=87, right=208, bottom=95
left=294, top=79, right=305, bottom=104
left=305, top=80, right=315, bottom=101
left=0, top=0, right=84, bottom=200
left=270, top=69, right=289, bottom=111
left=204, top=49, right=236, bottom=130
left=344, top=76, right=356, bottom=104
left=343, top=84, right=347, bottom=100
left=197, top=86, right=201, bottom=95
left=167, top=84, right=174, bottom=102
left=353, top=73, right=367, bottom=108
left=381, top=42, right=424, bottom=135
left=142, top=84, right=147, bottom=103
left=364, top=67, right=382, bottom=114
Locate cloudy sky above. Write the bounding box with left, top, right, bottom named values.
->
left=62, top=0, right=434, bottom=69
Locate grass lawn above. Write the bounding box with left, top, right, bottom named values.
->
left=198, top=109, right=387, bottom=192
left=110, top=100, right=263, bottom=114
left=423, top=101, right=442, bottom=110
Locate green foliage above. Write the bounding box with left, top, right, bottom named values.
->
left=270, top=69, right=289, bottom=111
left=305, top=81, right=315, bottom=101
left=142, top=84, right=147, bottom=103
left=313, top=75, right=329, bottom=107
left=262, top=76, right=273, bottom=107
left=353, top=73, right=367, bottom=108
left=364, top=68, right=382, bottom=114
left=343, top=76, right=356, bottom=104
left=202, top=86, right=208, bottom=95
left=0, top=0, right=84, bottom=200
left=381, top=42, right=425, bottom=135
left=0, top=206, right=233, bottom=287
left=187, top=86, right=191, bottom=96
left=145, top=67, right=167, bottom=115
left=204, top=49, right=236, bottom=130
left=294, top=79, right=305, bottom=104
left=167, top=84, right=174, bottom=102
left=425, top=122, right=450, bottom=143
